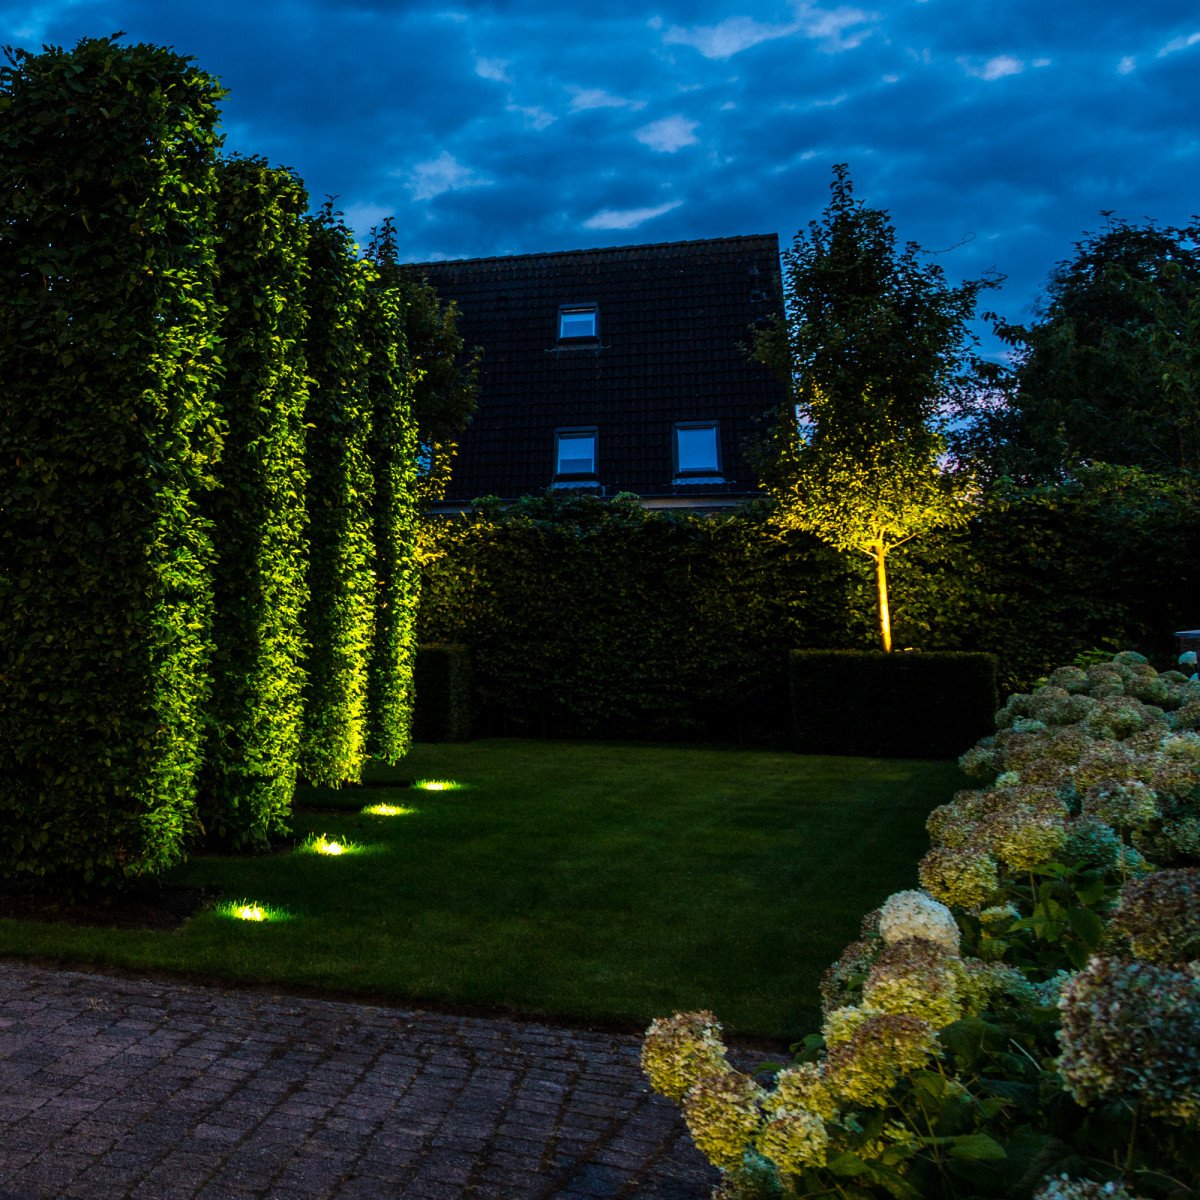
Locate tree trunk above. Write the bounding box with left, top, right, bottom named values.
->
left=875, top=546, right=892, bottom=653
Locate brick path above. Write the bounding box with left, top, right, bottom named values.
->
left=0, top=963, right=719, bottom=1200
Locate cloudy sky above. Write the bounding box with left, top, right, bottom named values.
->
left=3, top=1, right=1197, bottom=355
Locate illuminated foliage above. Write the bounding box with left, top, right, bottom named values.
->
left=0, top=36, right=224, bottom=888
left=757, top=165, right=993, bottom=650
left=299, top=207, right=376, bottom=786
left=198, top=156, right=312, bottom=850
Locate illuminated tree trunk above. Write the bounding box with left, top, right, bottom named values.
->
left=874, top=544, right=893, bottom=653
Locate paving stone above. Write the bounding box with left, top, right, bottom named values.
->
left=0, top=961, right=730, bottom=1200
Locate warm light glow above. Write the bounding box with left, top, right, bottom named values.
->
left=413, top=778, right=466, bottom=792
left=218, top=898, right=291, bottom=924
left=236, top=904, right=265, bottom=922
left=362, top=803, right=415, bottom=816
left=300, top=833, right=361, bottom=857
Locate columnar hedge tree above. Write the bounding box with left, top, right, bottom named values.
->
left=361, top=256, right=420, bottom=761
left=0, top=38, right=225, bottom=887
left=199, top=156, right=311, bottom=848
left=299, top=209, right=376, bottom=785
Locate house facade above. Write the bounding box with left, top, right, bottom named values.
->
left=406, top=234, right=788, bottom=510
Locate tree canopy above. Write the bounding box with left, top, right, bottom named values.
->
left=960, top=216, right=1200, bottom=481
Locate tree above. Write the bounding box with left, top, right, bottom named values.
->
left=961, top=216, right=1200, bottom=480
left=757, top=165, right=994, bottom=651
left=368, top=219, right=480, bottom=504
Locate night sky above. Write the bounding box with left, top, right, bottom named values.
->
left=3, top=1, right=1198, bottom=358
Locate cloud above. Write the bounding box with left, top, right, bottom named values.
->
left=583, top=201, right=683, bottom=230
left=474, top=56, right=510, bottom=82
left=568, top=86, right=643, bottom=112
left=508, top=104, right=555, bottom=130
left=405, top=151, right=492, bottom=202
left=634, top=115, right=698, bottom=152
left=1158, top=31, right=1200, bottom=57
left=961, top=54, right=1024, bottom=80
left=1118, top=55, right=1137, bottom=74
left=662, top=3, right=876, bottom=59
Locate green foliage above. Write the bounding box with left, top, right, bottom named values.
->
left=418, top=473, right=1200, bottom=742
left=645, top=652, right=1200, bottom=1200
left=960, top=217, right=1200, bottom=481
left=419, top=492, right=850, bottom=743
left=298, top=207, right=376, bottom=786
left=789, top=650, right=997, bottom=758
left=198, top=156, right=311, bottom=849
left=0, top=36, right=225, bottom=888
left=413, top=644, right=472, bottom=742
left=757, top=165, right=993, bottom=651
left=361, top=250, right=420, bottom=762
left=369, top=218, right=479, bottom=505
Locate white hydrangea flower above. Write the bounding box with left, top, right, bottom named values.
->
left=877, top=889, right=960, bottom=954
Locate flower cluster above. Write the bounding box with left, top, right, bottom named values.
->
left=1110, top=868, right=1200, bottom=964
left=1058, top=955, right=1200, bottom=1125
left=681, top=1070, right=767, bottom=1169
left=877, top=889, right=960, bottom=953
left=1033, top=1175, right=1146, bottom=1200
left=640, top=1010, right=729, bottom=1102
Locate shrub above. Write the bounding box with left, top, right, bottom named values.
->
left=0, top=37, right=224, bottom=888
left=644, top=650, right=1200, bottom=1199
left=413, top=644, right=472, bottom=742
left=198, top=156, right=311, bottom=849
left=789, top=650, right=998, bottom=758
left=299, top=208, right=376, bottom=786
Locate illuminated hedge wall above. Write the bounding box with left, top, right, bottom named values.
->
left=198, top=157, right=312, bottom=850
left=0, top=38, right=225, bottom=887
left=299, top=210, right=376, bottom=786
left=419, top=475, right=1200, bottom=745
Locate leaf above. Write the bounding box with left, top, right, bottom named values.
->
left=947, top=1133, right=1006, bottom=1162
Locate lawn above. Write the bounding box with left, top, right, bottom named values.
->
left=0, top=741, right=963, bottom=1043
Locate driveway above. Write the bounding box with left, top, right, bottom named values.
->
left=0, top=963, right=718, bottom=1199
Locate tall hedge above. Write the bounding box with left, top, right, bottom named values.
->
left=298, top=210, right=376, bottom=785
left=418, top=474, right=1200, bottom=745
left=198, top=156, right=311, bottom=848
left=0, top=38, right=224, bottom=886
left=362, top=272, right=420, bottom=761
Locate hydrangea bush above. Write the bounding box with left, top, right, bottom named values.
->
left=642, top=651, right=1200, bottom=1199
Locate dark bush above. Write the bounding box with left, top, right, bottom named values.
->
left=789, top=649, right=998, bottom=758
left=0, top=36, right=225, bottom=887
left=413, top=645, right=472, bottom=742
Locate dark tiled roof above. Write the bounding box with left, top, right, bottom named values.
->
left=405, top=234, right=787, bottom=503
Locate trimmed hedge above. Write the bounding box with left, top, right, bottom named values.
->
left=299, top=209, right=375, bottom=786
left=789, top=649, right=998, bottom=758
left=0, top=37, right=224, bottom=887
left=362, top=270, right=420, bottom=761
left=413, top=645, right=472, bottom=742
left=198, top=156, right=311, bottom=849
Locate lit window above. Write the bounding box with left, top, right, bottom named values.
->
left=559, top=304, right=598, bottom=340
left=675, top=422, right=720, bottom=475
left=555, top=428, right=597, bottom=476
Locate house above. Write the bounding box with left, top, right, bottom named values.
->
left=405, top=234, right=788, bottom=510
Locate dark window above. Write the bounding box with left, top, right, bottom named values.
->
left=555, top=427, right=597, bottom=476
left=674, top=422, right=721, bottom=476
left=558, top=304, right=598, bottom=340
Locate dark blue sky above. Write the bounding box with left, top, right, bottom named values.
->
left=4, top=1, right=1198, bottom=357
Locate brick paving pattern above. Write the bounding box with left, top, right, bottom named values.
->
left=0, top=963, right=719, bottom=1199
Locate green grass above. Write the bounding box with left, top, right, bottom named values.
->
left=0, top=740, right=963, bottom=1042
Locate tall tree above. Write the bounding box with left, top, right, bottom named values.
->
left=757, top=165, right=993, bottom=651
left=961, top=216, right=1200, bottom=481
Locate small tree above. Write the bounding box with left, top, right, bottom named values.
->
left=757, top=165, right=994, bottom=650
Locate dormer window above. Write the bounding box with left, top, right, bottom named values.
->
left=674, top=421, right=721, bottom=477
left=558, top=303, right=598, bottom=341
left=555, top=427, right=597, bottom=477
